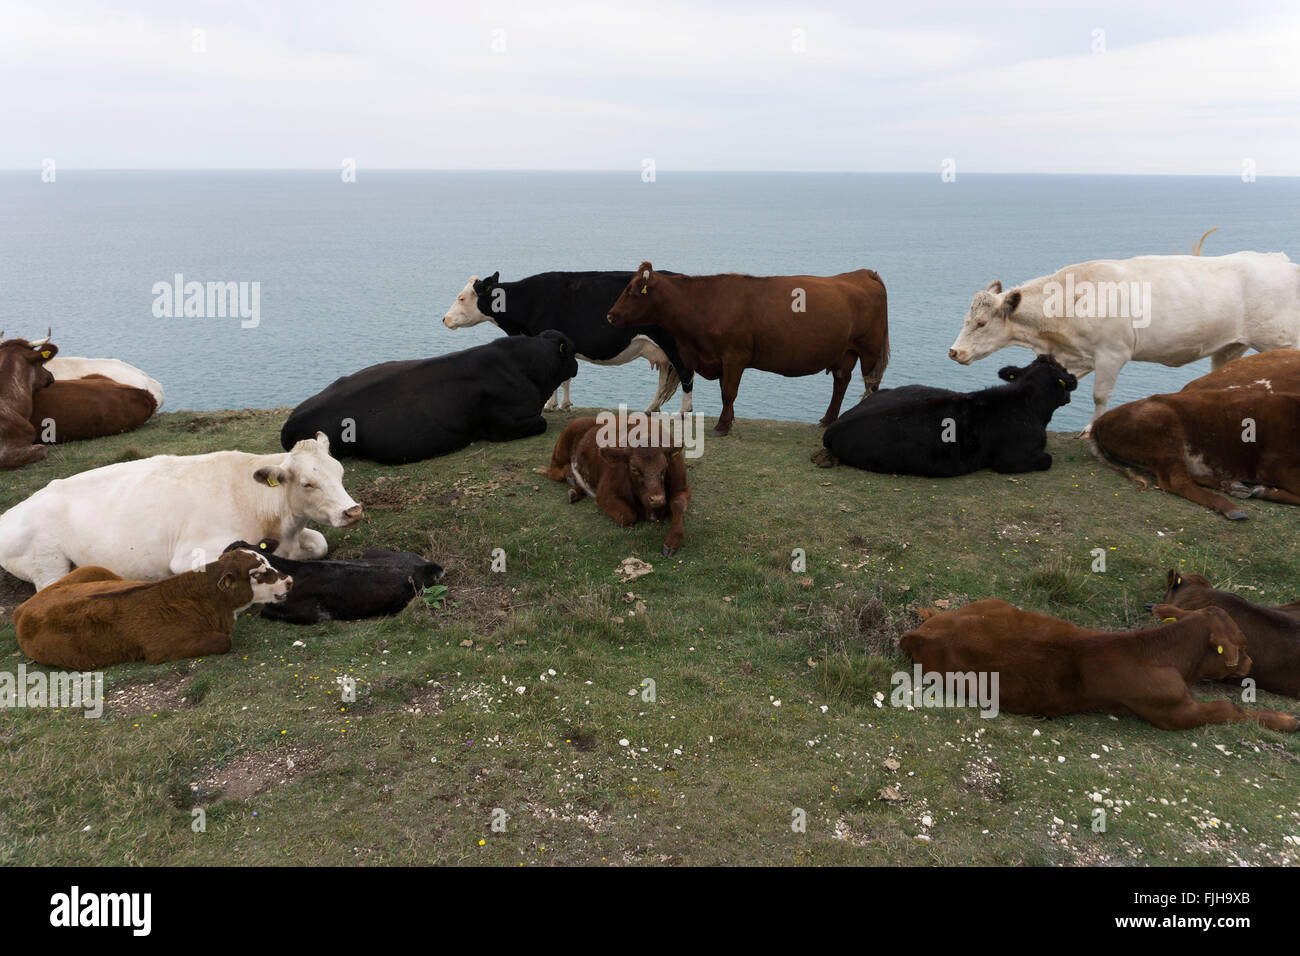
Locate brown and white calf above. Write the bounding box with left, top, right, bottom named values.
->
left=900, top=598, right=1298, bottom=732
left=13, top=547, right=292, bottom=670
left=547, top=415, right=690, bottom=557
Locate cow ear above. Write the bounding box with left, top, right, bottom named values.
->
left=985, top=280, right=1002, bottom=294
left=997, top=366, right=1018, bottom=382
left=313, top=430, right=331, bottom=452
left=599, top=445, right=630, bottom=463
left=35, top=344, right=57, bottom=361
left=259, top=538, right=279, bottom=553
left=218, top=570, right=237, bottom=592
left=1151, top=604, right=1191, bottom=622
left=1001, top=290, right=1021, bottom=314
left=1167, top=569, right=1182, bottom=589
left=254, top=466, right=289, bottom=488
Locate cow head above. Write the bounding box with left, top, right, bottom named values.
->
left=443, top=272, right=499, bottom=329
left=211, top=547, right=293, bottom=609
left=0, top=329, right=58, bottom=394
left=537, top=329, right=580, bottom=383
left=1154, top=569, right=1217, bottom=610
left=254, top=432, right=364, bottom=528
left=1152, top=604, right=1252, bottom=680
left=998, top=353, right=1076, bottom=406
left=950, top=281, right=1022, bottom=365
left=599, top=441, right=682, bottom=517
left=607, top=262, right=659, bottom=328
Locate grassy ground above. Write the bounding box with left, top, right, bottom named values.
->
left=2, top=406, right=1299, bottom=866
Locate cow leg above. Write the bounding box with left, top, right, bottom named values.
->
left=1156, top=465, right=1248, bottom=519
left=680, top=378, right=694, bottom=415
left=1083, top=354, right=1124, bottom=434
left=543, top=386, right=561, bottom=411
left=646, top=363, right=679, bottom=414
left=486, top=413, right=547, bottom=443
left=662, top=490, right=689, bottom=557
left=820, top=354, right=856, bottom=427
left=145, top=630, right=233, bottom=665
left=295, top=528, right=329, bottom=560
left=559, top=379, right=572, bottom=411
left=712, top=364, right=743, bottom=436
left=1130, top=695, right=1298, bottom=732
left=1212, top=343, right=1249, bottom=370
left=0, top=443, right=48, bottom=471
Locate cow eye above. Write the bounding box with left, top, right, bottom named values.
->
left=976, top=320, right=987, bottom=329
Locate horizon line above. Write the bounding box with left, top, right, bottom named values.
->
left=2, top=167, right=1296, bottom=179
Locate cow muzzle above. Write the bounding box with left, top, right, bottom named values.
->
left=338, top=504, right=364, bottom=527
left=948, top=348, right=971, bottom=364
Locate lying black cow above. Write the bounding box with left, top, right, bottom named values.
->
left=442, top=270, right=695, bottom=413
left=224, top=540, right=445, bottom=624
left=281, top=331, right=580, bottom=463
left=818, top=354, right=1077, bottom=476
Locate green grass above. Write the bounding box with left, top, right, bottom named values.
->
left=2, top=407, right=1299, bottom=866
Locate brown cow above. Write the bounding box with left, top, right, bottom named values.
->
left=1157, top=570, right=1300, bottom=697
left=1181, top=349, right=1300, bottom=394
left=606, top=262, right=888, bottom=436
left=899, top=598, right=1298, bottom=732
left=0, top=331, right=58, bottom=470
left=13, top=548, right=292, bottom=670
left=546, top=414, right=690, bottom=556
left=29, top=374, right=157, bottom=444
left=1090, top=389, right=1300, bottom=518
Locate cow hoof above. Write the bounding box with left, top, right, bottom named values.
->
left=1143, top=602, right=1156, bottom=611
left=662, top=544, right=678, bottom=558
left=810, top=448, right=837, bottom=468
left=559, top=403, right=573, bottom=411
left=709, top=427, right=731, bottom=437
left=1226, top=509, right=1249, bottom=521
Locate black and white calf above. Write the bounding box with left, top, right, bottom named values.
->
left=224, top=540, right=445, bottom=624
left=820, top=354, right=1078, bottom=476
left=443, top=270, right=695, bottom=413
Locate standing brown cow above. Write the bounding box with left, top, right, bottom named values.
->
left=900, top=598, right=1298, bottom=732
left=1157, top=570, right=1300, bottom=697
left=29, top=374, right=157, bottom=443
left=0, top=330, right=58, bottom=470
left=546, top=415, right=690, bottom=556
left=606, top=262, right=888, bottom=436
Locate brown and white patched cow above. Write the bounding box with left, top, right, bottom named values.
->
left=0, top=330, right=58, bottom=470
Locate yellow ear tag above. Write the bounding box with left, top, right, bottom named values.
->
left=1176, top=576, right=1182, bottom=585
left=1057, top=378, right=1065, bottom=386
left=1162, top=617, right=1177, bottom=623
left=640, top=286, right=647, bottom=294
left=266, top=476, right=279, bottom=487
left=1217, top=645, right=1223, bottom=654
left=259, top=541, right=268, bottom=549
left=41, top=350, right=51, bottom=359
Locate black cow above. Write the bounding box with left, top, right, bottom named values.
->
left=281, top=331, right=580, bottom=464
left=443, top=270, right=695, bottom=413
left=819, top=354, right=1078, bottom=476
left=224, top=540, right=445, bottom=624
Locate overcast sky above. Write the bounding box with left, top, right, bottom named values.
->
left=3, top=0, right=1298, bottom=174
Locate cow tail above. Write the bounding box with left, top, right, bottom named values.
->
left=1087, top=433, right=1152, bottom=490
left=862, top=270, right=889, bottom=394
left=649, top=365, right=681, bottom=412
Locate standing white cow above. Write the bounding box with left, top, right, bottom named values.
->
left=0, top=433, right=362, bottom=590
left=949, top=251, right=1300, bottom=425
left=46, top=356, right=165, bottom=410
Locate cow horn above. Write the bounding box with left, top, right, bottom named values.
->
left=29, top=327, right=51, bottom=348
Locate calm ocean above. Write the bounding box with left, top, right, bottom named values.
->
left=3, top=171, right=1297, bottom=432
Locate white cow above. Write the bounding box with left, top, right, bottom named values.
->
left=47, top=357, right=165, bottom=410
left=0, top=433, right=361, bottom=590
left=949, top=251, right=1300, bottom=425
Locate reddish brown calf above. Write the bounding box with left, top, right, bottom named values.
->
left=900, top=598, right=1298, bottom=732
left=0, top=332, right=57, bottom=470
left=1159, top=570, right=1300, bottom=698
left=547, top=415, right=690, bottom=556
left=13, top=548, right=292, bottom=670
left=30, top=374, right=157, bottom=443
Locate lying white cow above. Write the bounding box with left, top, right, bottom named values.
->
left=47, top=356, right=165, bottom=410
left=949, top=251, right=1300, bottom=425
left=0, top=433, right=361, bottom=590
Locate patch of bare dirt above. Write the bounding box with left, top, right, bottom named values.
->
left=358, top=475, right=427, bottom=510
left=404, top=682, right=445, bottom=715
left=179, top=409, right=267, bottom=432
left=194, top=745, right=322, bottom=804
left=962, top=758, right=1008, bottom=802
left=105, top=673, right=194, bottom=718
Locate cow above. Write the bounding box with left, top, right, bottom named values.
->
left=1181, top=349, right=1300, bottom=395
left=1089, top=389, right=1300, bottom=519
left=606, top=262, right=889, bottom=436
left=900, top=599, right=1299, bottom=732
left=546, top=414, right=690, bottom=556
left=30, top=374, right=157, bottom=444
left=444, top=270, right=695, bottom=413
left=0, top=330, right=57, bottom=470
left=948, top=251, right=1300, bottom=426
left=0, top=432, right=361, bottom=590
left=1155, top=570, right=1300, bottom=698
left=223, top=539, right=445, bottom=624
left=280, top=331, right=579, bottom=465
left=12, top=547, right=292, bottom=670
left=46, top=356, right=164, bottom=410
left=818, top=354, right=1077, bottom=476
